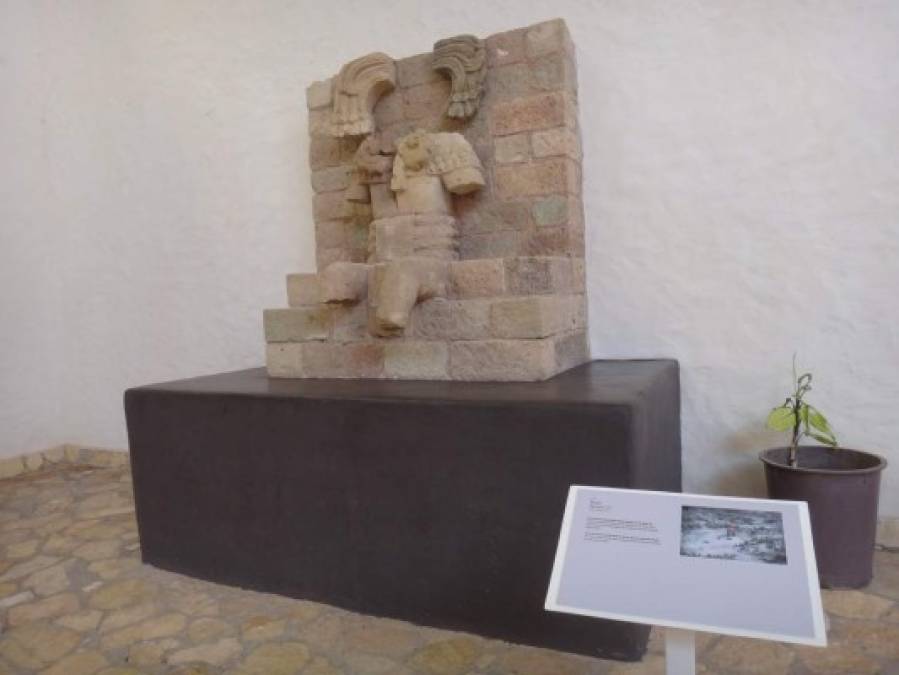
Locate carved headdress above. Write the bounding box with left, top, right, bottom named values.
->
left=330, top=52, right=397, bottom=137
left=432, top=35, right=486, bottom=120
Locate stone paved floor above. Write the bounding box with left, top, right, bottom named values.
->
left=0, top=465, right=898, bottom=675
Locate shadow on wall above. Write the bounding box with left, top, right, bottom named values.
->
left=710, top=427, right=773, bottom=497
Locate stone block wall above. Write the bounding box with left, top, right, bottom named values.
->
left=306, top=18, right=582, bottom=269
left=264, top=18, right=589, bottom=381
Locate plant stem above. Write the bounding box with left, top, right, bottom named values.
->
left=790, top=398, right=801, bottom=468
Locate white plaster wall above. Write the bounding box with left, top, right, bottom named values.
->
left=2, top=2, right=897, bottom=516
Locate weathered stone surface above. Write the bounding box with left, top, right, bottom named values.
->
left=459, top=231, right=522, bottom=259
left=533, top=194, right=580, bottom=228
left=100, top=612, right=186, bottom=650
left=490, top=295, right=574, bottom=338
left=266, top=343, right=304, bottom=377
left=99, top=601, right=158, bottom=633
left=41, top=650, right=108, bottom=675
left=241, top=642, right=311, bottom=675
left=88, top=579, right=155, bottom=611
left=408, top=637, right=480, bottom=675
left=57, top=609, right=102, bottom=632
left=301, top=342, right=385, bottom=378
left=432, top=34, right=486, bottom=120
left=506, top=256, right=573, bottom=295
left=404, top=80, right=452, bottom=121
left=532, top=127, right=580, bottom=160
left=242, top=616, right=286, bottom=641
left=311, top=165, right=352, bottom=193
left=497, top=645, right=593, bottom=675
left=313, top=191, right=350, bottom=222
left=330, top=52, right=396, bottom=137
left=0, top=554, right=60, bottom=582
left=494, top=133, right=530, bottom=164
left=126, top=638, right=180, bottom=668
left=449, top=259, right=506, bottom=298
left=384, top=341, right=449, bottom=379
left=794, top=642, right=881, bottom=674
left=343, top=617, right=422, bottom=658
left=23, top=561, right=70, bottom=597
left=8, top=591, right=79, bottom=626
left=823, top=588, right=893, bottom=619
left=459, top=200, right=530, bottom=235
left=410, top=298, right=490, bottom=340
left=306, top=78, right=332, bottom=110
left=398, top=53, right=444, bottom=87
left=495, top=158, right=579, bottom=199
left=525, top=18, right=574, bottom=59
left=319, top=262, right=369, bottom=304
left=706, top=637, right=794, bottom=675
left=0, top=589, right=32, bottom=609
left=264, top=307, right=332, bottom=342
left=449, top=338, right=557, bottom=381
left=485, top=28, right=526, bottom=67
left=73, top=538, right=121, bottom=561
left=0, top=623, right=80, bottom=669
left=491, top=92, right=571, bottom=136
left=169, top=637, right=242, bottom=667
left=331, top=302, right=369, bottom=340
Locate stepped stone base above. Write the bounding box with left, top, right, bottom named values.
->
left=264, top=256, right=589, bottom=381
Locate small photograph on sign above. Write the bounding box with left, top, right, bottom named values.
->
left=680, top=506, right=787, bottom=565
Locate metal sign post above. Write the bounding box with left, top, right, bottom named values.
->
left=665, top=628, right=696, bottom=675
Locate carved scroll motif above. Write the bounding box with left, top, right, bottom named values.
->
left=330, top=52, right=397, bottom=137
left=432, top=35, right=486, bottom=120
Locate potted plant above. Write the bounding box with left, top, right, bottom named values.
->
left=760, top=361, right=886, bottom=588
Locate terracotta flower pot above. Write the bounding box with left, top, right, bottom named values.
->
left=760, top=446, right=886, bottom=588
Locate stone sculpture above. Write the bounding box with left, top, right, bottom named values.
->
left=265, top=19, right=588, bottom=381
left=330, top=52, right=396, bottom=137
left=432, top=34, right=487, bottom=120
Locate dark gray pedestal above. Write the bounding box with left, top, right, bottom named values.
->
left=124, top=360, right=681, bottom=660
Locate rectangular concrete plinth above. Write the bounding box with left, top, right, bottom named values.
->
left=124, top=360, right=681, bottom=660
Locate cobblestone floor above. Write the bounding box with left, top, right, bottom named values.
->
left=0, top=465, right=898, bottom=674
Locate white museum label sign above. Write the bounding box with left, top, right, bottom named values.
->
left=545, top=486, right=827, bottom=646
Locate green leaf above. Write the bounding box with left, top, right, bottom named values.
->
left=767, top=407, right=796, bottom=432
left=807, top=430, right=838, bottom=447
left=806, top=406, right=834, bottom=435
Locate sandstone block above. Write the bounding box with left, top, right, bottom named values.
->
left=491, top=92, right=571, bottom=136
left=313, top=191, right=350, bottom=222
left=319, top=262, right=369, bottom=304
left=404, top=80, right=452, bottom=121
left=449, top=259, right=506, bottom=298
left=311, top=166, right=351, bottom=193
left=301, top=342, right=384, bottom=378
left=572, top=258, right=586, bottom=293
left=494, top=133, right=530, bottom=164
left=490, top=295, right=574, bottom=338
left=506, top=256, right=573, bottom=295
left=373, top=92, right=404, bottom=128
left=264, top=308, right=331, bottom=342
left=533, top=194, right=580, bottom=227
left=532, top=127, right=581, bottom=160
left=332, top=302, right=369, bottom=340
left=309, top=136, right=342, bottom=169
left=486, top=28, right=526, bottom=66
left=448, top=339, right=556, bottom=381
left=266, top=344, right=304, bottom=378
left=525, top=18, right=574, bottom=59
left=306, top=79, right=332, bottom=110
left=314, top=219, right=346, bottom=249
left=316, top=246, right=351, bottom=270
left=286, top=274, right=321, bottom=307
left=495, top=158, right=579, bottom=199
left=532, top=52, right=577, bottom=94
left=410, top=298, right=491, bottom=341
left=555, top=330, right=589, bottom=371
left=459, top=231, right=521, bottom=260
left=384, top=342, right=449, bottom=379
left=398, top=53, right=444, bottom=87
left=458, top=201, right=531, bottom=235
left=490, top=63, right=534, bottom=101
left=0, top=456, right=24, bottom=479
left=525, top=225, right=573, bottom=256
left=308, top=108, right=330, bottom=137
